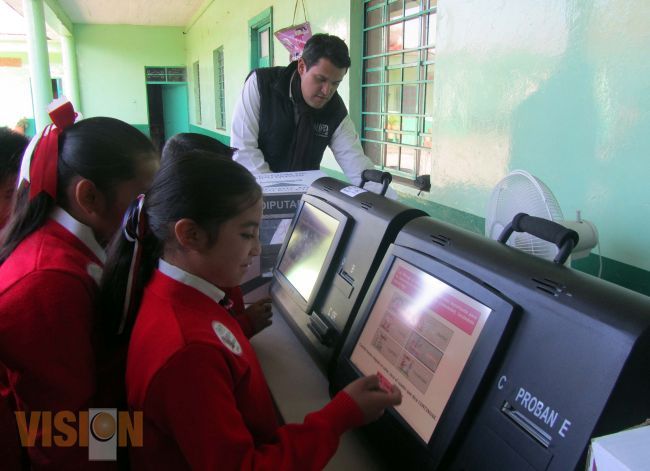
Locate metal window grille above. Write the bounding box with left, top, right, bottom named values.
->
left=213, top=47, right=226, bottom=129
left=145, top=66, right=187, bottom=83
left=362, top=0, right=437, bottom=180
left=193, top=61, right=202, bottom=124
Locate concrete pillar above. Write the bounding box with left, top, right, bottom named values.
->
left=61, top=33, right=81, bottom=113
left=22, top=0, right=53, bottom=131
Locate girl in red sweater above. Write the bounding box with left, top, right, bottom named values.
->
left=100, top=151, right=401, bottom=470
left=0, top=99, right=159, bottom=469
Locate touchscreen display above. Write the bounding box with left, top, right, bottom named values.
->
left=350, top=258, right=492, bottom=442
left=277, top=202, right=340, bottom=302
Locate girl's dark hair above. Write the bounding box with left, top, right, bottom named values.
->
left=0, top=126, right=28, bottom=180
left=98, top=150, right=262, bottom=341
left=161, top=132, right=235, bottom=165
left=0, top=117, right=157, bottom=264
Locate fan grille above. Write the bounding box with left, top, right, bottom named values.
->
left=487, top=170, right=564, bottom=260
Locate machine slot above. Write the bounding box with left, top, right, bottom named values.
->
left=501, top=401, right=552, bottom=448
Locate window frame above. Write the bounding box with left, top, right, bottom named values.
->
left=213, top=47, right=226, bottom=130
left=360, top=0, right=437, bottom=183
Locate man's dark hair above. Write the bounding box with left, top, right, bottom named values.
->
left=301, top=33, right=351, bottom=70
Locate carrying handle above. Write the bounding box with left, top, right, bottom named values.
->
left=497, top=213, right=579, bottom=265
left=359, top=169, right=392, bottom=196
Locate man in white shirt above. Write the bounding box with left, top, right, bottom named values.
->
left=231, top=34, right=393, bottom=196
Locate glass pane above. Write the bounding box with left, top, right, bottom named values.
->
left=405, top=0, right=420, bottom=16
left=365, top=56, right=383, bottom=69
left=400, top=146, right=416, bottom=172
left=419, top=149, right=432, bottom=175
left=403, top=66, right=418, bottom=82
left=402, top=84, right=418, bottom=113
left=387, top=85, right=401, bottom=112
left=419, top=132, right=432, bottom=148
left=365, top=28, right=383, bottom=56
left=365, top=69, right=381, bottom=84
left=366, top=6, right=383, bottom=28
left=364, top=113, right=381, bottom=129
left=259, top=29, right=269, bottom=57
left=367, top=0, right=383, bottom=7
left=404, top=50, right=419, bottom=64
left=389, top=23, right=403, bottom=51
left=402, top=132, right=417, bottom=146
left=423, top=116, right=433, bottom=134
left=385, top=144, right=400, bottom=169
left=388, top=53, right=402, bottom=65
left=389, top=0, right=403, bottom=20
left=402, top=116, right=418, bottom=132
left=388, top=68, right=401, bottom=84
left=428, top=13, right=437, bottom=46
left=386, top=114, right=401, bottom=141
left=365, top=130, right=382, bottom=142
left=427, top=46, right=436, bottom=63
left=362, top=140, right=383, bottom=166
left=404, top=18, right=420, bottom=49
left=426, top=63, right=435, bottom=81
left=425, top=82, right=434, bottom=115
left=365, top=86, right=382, bottom=113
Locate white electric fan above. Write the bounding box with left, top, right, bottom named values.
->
left=485, top=170, right=599, bottom=264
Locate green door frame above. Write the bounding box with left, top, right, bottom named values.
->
left=249, top=7, right=273, bottom=70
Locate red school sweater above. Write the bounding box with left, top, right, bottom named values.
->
left=0, top=214, right=110, bottom=469
left=126, top=268, right=364, bottom=470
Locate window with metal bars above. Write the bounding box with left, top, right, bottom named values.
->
left=213, top=47, right=226, bottom=129
left=193, top=61, right=202, bottom=124
left=145, top=66, right=187, bottom=83
left=362, top=0, right=436, bottom=181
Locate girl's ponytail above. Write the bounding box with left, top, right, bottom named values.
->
left=98, top=195, right=160, bottom=344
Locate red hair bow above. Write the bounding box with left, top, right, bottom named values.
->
left=28, top=98, right=78, bottom=201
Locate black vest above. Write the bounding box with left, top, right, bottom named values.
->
left=255, top=62, right=348, bottom=172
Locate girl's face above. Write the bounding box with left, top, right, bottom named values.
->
left=94, top=157, right=159, bottom=245
left=197, top=197, right=263, bottom=288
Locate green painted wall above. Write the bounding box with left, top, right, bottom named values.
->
left=74, top=24, right=185, bottom=125
left=427, top=0, right=650, bottom=279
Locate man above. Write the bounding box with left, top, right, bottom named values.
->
left=231, top=33, right=393, bottom=195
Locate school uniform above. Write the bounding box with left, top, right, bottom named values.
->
left=127, top=259, right=364, bottom=470
left=0, top=208, right=107, bottom=469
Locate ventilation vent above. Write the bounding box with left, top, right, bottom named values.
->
left=532, top=278, right=565, bottom=297
left=145, top=66, right=187, bottom=83
left=430, top=234, right=450, bottom=246
left=360, top=201, right=373, bottom=211
left=322, top=185, right=334, bottom=192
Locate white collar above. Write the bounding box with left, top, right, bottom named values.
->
left=50, top=207, right=106, bottom=264
left=158, top=258, right=226, bottom=305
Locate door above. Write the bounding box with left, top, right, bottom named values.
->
left=162, top=84, right=189, bottom=139
left=249, top=7, right=273, bottom=70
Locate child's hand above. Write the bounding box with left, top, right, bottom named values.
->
left=343, top=375, right=402, bottom=424
left=244, top=297, right=273, bottom=335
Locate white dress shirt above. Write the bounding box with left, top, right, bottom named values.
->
left=231, top=71, right=396, bottom=198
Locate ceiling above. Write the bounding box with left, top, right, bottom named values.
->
left=1, top=0, right=207, bottom=35
left=55, top=0, right=205, bottom=27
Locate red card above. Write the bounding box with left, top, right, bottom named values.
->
left=377, top=371, right=393, bottom=393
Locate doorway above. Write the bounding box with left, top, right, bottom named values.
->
left=146, top=83, right=189, bottom=151
left=249, top=7, right=273, bottom=70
